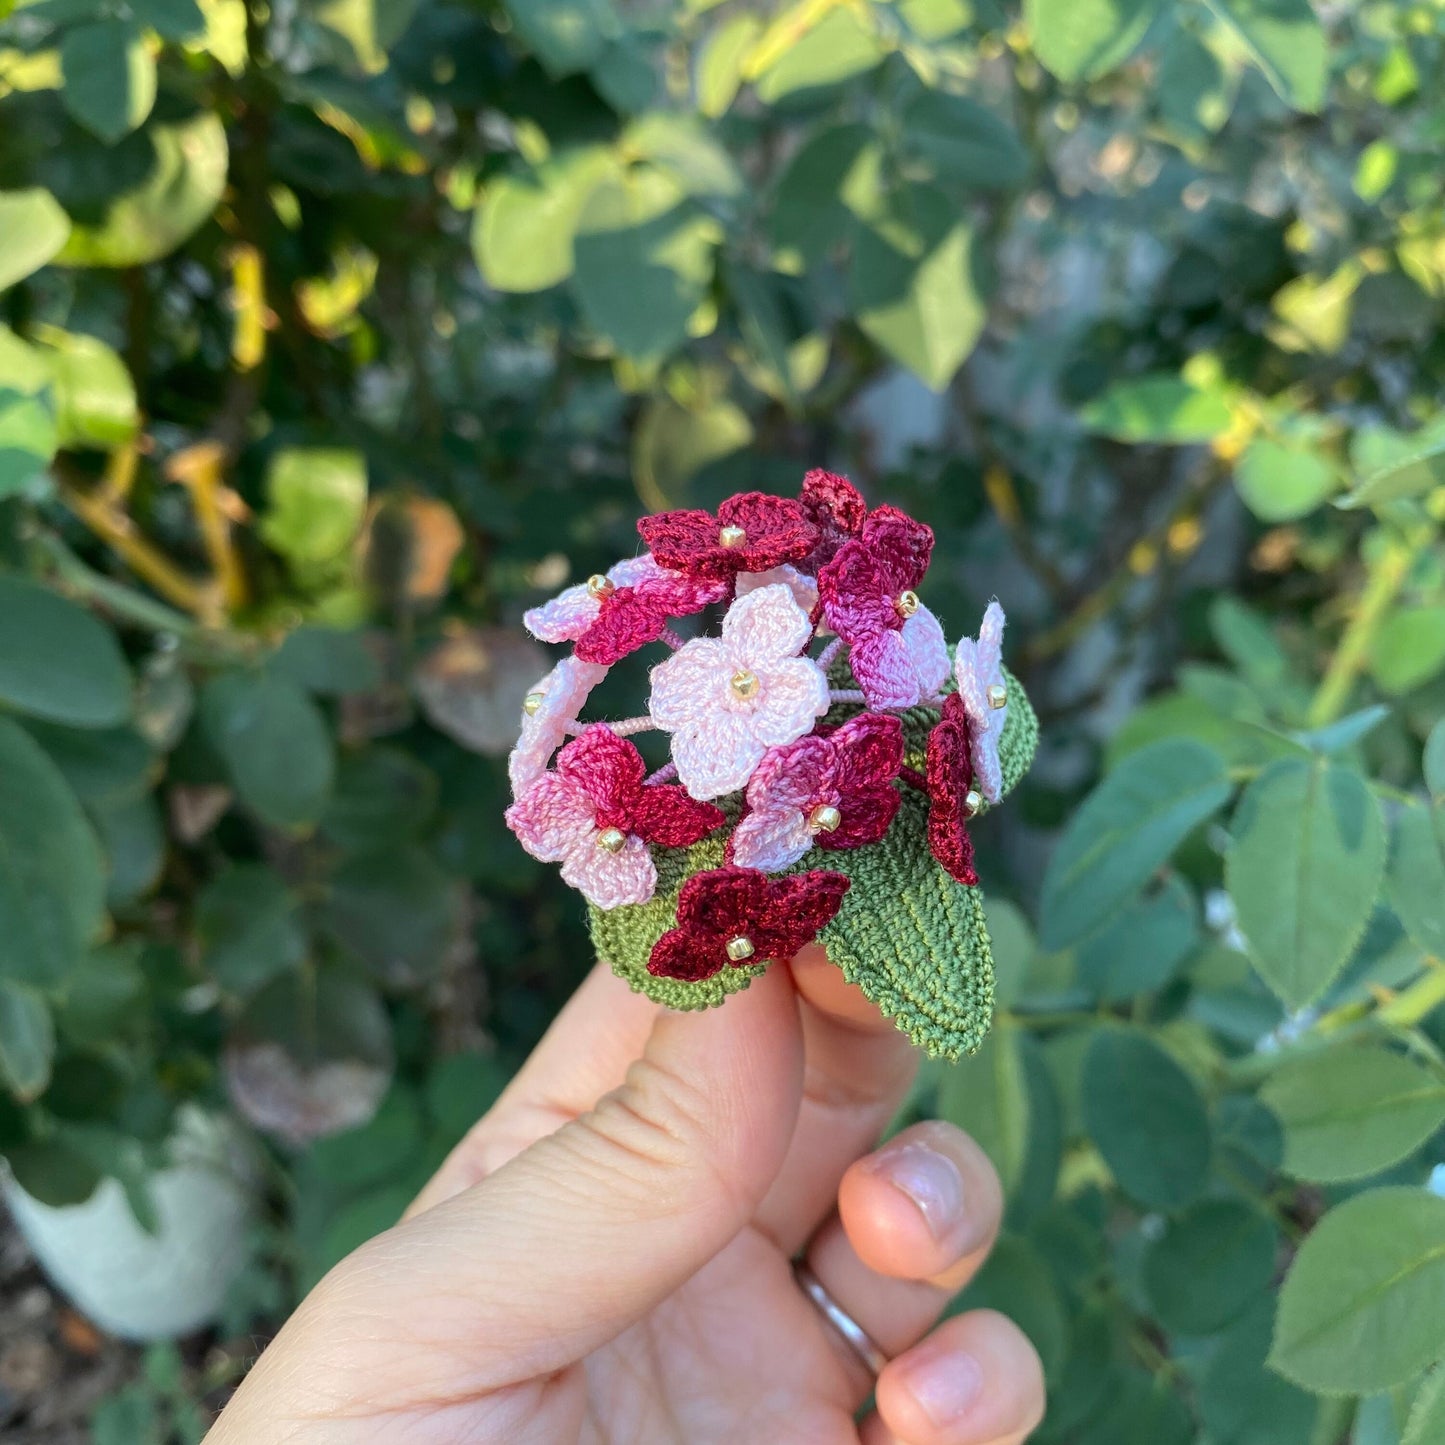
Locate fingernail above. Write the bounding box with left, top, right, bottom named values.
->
left=870, top=1140, right=965, bottom=1241
left=896, top=1343, right=984, bottom=1426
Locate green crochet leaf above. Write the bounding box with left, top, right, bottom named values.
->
left=587, top=662, right=1039, bottom=1058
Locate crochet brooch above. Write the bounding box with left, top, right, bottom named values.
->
left=505, top=473, right=1037, bottom=1059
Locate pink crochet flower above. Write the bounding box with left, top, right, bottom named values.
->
left=506, top=725, right=725, bottom=909
left=818, top=509, right=950, bottom=710
left=638, top=492, right=818, bottom=582
left=649, top=583, right=830, bottom=800
left=507, top=655, right=609, bottom=796
left=524, top=555, right=726, bottom=665
left=729, top=714, right=904, bottom=871
left=735, top=563, right=818, bottom=616
left=647, top=866, right=851, bottom=982
left=800, top=468, right=868, bottom=567
left=954, top=601, right=1009, bottom=803
left=926, top=693, right=979, bottom=886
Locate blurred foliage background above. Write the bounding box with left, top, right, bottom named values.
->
left=2, top=0, right=1445, bottom=1438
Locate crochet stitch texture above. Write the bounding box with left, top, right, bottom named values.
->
left=508, top=472, right=1039, bottom=1059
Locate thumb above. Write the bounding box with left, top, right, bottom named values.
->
left=328, top=964, right=804, bottom=1387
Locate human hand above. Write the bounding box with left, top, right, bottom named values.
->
left=206, top=948, right=1045, bottom=1444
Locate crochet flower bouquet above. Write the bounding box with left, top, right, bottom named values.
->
left=505, top=473, right=1037, bottom=1060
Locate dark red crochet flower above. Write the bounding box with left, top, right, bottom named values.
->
left=800, top=469, right=868, bottom=567
left=638, top=492, right=819, bottom=582
left=926, top=693, right=979, bottom=887
left=647, top=866, right=851, bottom=982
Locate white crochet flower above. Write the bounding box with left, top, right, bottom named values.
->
left=734, top=563, right=819, bottom=617
left=506, top=655, right=608, bottom=797
left=953, top=600, right=1008, bottom=803
left=649, top=583, right=830, bottom=800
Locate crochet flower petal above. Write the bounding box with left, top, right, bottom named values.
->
left=753, top=870, right=851, bottom=957
left=717, top=492, right=819, bottom=572
left=849, top=629, right=922, bottom=710
left=523, top=581, right=599, bottom=644
left=904, top=604, right=951, bottom=700
left=818, top=784, right=899, bottom=851
left=746, top=734, right=832, bottom=812
left=955, top=600, right=1007, bottom=803
left=554, top=723, right=648, bottom=814
left=574, top=588, right=670, bottom=665
left=507, top=657, right=608, bottom=796
left=829, top=713, right=904, bottom=793
left=721, top=582, right=814, bottom=660
left=648, top=636, right=729, bottom=731
left=861, top=505, right=934, bottom=592
left=673, top=865, right=772, bottom=937
left=818, top=540, right=899, bottom=643
left=749, top=656, right=831, bottom=747
left=670, top=710, right=767, bottom=799
left=729, top=804, right=814, bottom=871
left=561, top=830, right=657, bottom=910
left=628, top=786, right=726, bottom=849
left=926, top=693, right=979, bottom=886
left=504, top=773, right=596, bottom=862
left=638, top=508, right=725, bottom=573
left=646, top=927, right=725, bottom=982
left=801, top=468, right=867, bottom=555
left=735, top=563, right=818, bottom=616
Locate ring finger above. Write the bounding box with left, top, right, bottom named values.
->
left=803, top=1121, right=1003, bottom=1400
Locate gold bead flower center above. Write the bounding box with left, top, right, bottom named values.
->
left=596, top=826, right=627, bottom=854
left=730, top=668, right=759, bottom=699
left=522, top=691, right=545, bottom=716
left=962, top=789, right=983, bottom=818
left=726, top=935, right=756, bottom=962
left=718, top=525, right=747, bottom=548
left=895, top=589, right=920, bottom=618
left=587, top=574, right=615, bottom=599
left=986, top=682, right=1008, bottom=710
left=809, top=803, right=842, bottom=835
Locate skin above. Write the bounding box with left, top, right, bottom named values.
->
left=206, top=945, right=1046, bottom=1445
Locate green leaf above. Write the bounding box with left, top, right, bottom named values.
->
left=0, top=388, right=57, bottom=500
left=1143, top=1198, right=1278, bottom=1335
left=35, top=328, right=140, bottom=449
left=1342, top=439, right=1445, bottom=509
left=302, top=0, right=419, bottom=73
left=695, top=13, right=759, bottom=117
left=0, top=718, right=108, bottom=991
left=1074, top=877, right=1199, bottom=1002
left=1225, top=759, right=1386, bottom=1010
left=197, top=865, right=307, bottom=996
left=499, top=0, right=615, bottom=77
left=624, top=113, right=742, bottom=200
left=1271, top=1188, right=1445, bottom=1394
left=0, top=190, right=71, bottom=292
left=6, top=1137, right=101, bottom=1206
left=1235, top=436, right=1338, bottom=522
left=769, top=123, right=879, bottom=267
left=571, top=169, right=720, bottom=363
left=320, top=846, right=460, bottom=986
left=901, top=90, right=1030, bottom=192
left=472, top=148, right=617, bottom=294
left=57, top=113, right=229, bottom=268
left=0, top=575, right=131, bottom=727
left=1079, top=373, right=1232, bottom=443
left=322, top=748, right=436, bottom=852
left=1082, top=1029, right=1211, bottom=1210
left=24, top=720, right=152, bottom=805
left=1039, top=739, right=1233, bottom=951
left=1024, top=0, right=1163, bottom=82
left=61, top=18, right=157, bottom=143
left=1203, top=0, right=1327, bottom=112
left=1260, top=1047, right=1445, bottom=1184
left=1387, top=803, right=1445, bottom=960
left=272, top=626, right=382, bottom=696
left=848, top=183, right=986, bottom=392
left=1426, top=721, right=1445, bottom=800
left=938, top=1018, right=1030, bottom=1194
left=1201, top=1300, right=1319, bottom=1445
left=632, top=393, right=753, bottom=506
left=202, top=671, right=336, bottom=830
left=260, top=447, right=368, bottom=566
left=1404, top=1370, right=1445, bottom=1445
left=0, top=981, right=54, bottom=1099
left=1371, top=607, right=1445, bottom=696
left=131, top=0, right=206, bottom=40
left=94, top=793, right=165, bottom=906
left=956, top=1235, right=1069, bottom=1382
left=753, top=6, right=884, bottom=105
